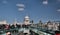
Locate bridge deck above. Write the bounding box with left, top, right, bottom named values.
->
left=0, top=27, right=55, bottom=35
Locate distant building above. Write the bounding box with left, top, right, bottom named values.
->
left=13, top=15, right=31, bottom=25
left=0, top=20, right=7, bottom=24
left=46, top=21, right=59, bottom=31
left=24, top=15, right=30, bottom=25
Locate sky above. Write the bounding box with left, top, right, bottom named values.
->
left=0, top=0, right=60, bottom=23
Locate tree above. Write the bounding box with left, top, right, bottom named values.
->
left=30, top=20, right=34, bottom=24
left=30, top=20, right=34, bottom=27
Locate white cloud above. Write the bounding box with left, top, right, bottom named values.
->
left=16, top=4, right=25, bottom=11
left=57, top=9, right=60, bottom=12
left=58, top=0, right=60, bottom=1
left=18, top=8, right=24, bottom=11
left=2, top=0, right=7, bottom=4
left=43, top=1, right=48, bottom=4
left=16, top=4, right=24, bottom=8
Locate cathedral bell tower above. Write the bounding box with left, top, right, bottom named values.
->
left=24, top=15, right=30, bottom=25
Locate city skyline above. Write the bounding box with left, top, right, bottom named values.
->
left=0, top=0, right=60, bottom=23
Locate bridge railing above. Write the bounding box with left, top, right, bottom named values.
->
left=0, top=26, right=55, bottom=35
left=29, top=26, right=55, bottom=35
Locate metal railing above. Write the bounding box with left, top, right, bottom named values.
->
left=0, top=26, right=55, bottom=35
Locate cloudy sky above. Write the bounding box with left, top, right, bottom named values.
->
left=0, top=0, right=60, bottom=23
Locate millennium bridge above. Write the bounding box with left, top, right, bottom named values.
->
left=0, top=25, right=55, bottom=35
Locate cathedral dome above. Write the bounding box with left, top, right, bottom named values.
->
left=25, top=16, right=29, bottom=19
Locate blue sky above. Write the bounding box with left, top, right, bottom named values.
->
left=0, top=0, right=60, bottom=23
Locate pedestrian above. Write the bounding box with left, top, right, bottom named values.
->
left=6, top=32, right=11, bottom=35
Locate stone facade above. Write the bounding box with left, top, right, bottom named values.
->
left=46, top=22, right=59, bottom=31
